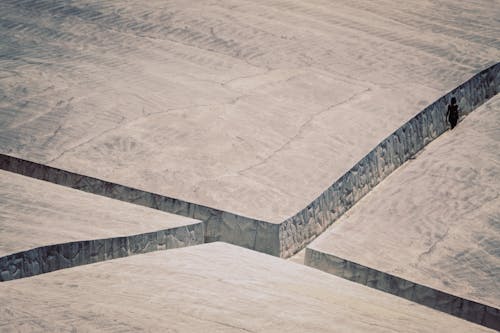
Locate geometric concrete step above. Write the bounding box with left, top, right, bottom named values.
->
left=1, top=67, right=498, bottom=260
left=0, top=170, right=203, bottom=281
left=1, top=0, right=499, bottom=258
left=306, top=95, right=500, bottom=330
left=0, top=243, right=494, bottom=332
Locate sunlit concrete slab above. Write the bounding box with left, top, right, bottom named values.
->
left=0, top=169, right=203, bottom=280
left=1, top=0, right=498, bottom=223
left=306, top=96, right=500, bottom=318
left=0, top=242, right=494, bottom=332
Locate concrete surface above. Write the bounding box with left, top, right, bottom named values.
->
left=0, top=169, right=203, bottom=280
left=305, top=249, right=500, bottom=330
left=1, top=0, right=499, bottom=224
left=280, top=63, right=499, bottom=257
left=0, top=242, right=494, bottom=333
left=306, top=95, right=500, bottom=311
left=0, top=153, right=282, bottom=255
left=1, top=63, right=497, bottom=259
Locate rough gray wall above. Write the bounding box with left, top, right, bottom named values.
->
left=0, top=223, right=204, bottom=281
left=280, top=62, right=500, bottom=257
left=305, top=248, right=500, bottom=330
left=0, top=63, right=498, bottom=258
left=0, top=156, right=280, bottom=256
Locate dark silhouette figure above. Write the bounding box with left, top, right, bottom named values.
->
left=447, top=97, right=459, bottom=129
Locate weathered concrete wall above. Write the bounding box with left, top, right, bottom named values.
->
left=279, top=62, right=500, bottom=257
left=1, top=63, right=498, bottom=258
left=0, top=223, right=204, bottom=281
left=304, top=248, right=500, bottom=330
left=0, top=154, right=280, bottom=256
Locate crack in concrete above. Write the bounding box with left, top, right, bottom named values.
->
left=43, top=117, right=126, bottom=165
left=43, top=93, right=251, bottom=166
left=221, top=68, right=273, bottom=88
left=237, top=87, right=371, bottom=175
left=40, top=124, right=62, bottom=147
left=417, top=226, right=450, bottom=263
left=199, top=317, right=256, bottom=333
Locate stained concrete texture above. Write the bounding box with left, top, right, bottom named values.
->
left=4, top=63, right=497, bottom=259
left=0, top=242, right=495, bottom=333
left=0, top=169, right=201, bottom=258
left=307, top=95, right=500, bottom=309
left=0, top=169, right=203, bottom=281
left=1, top=0, right=499, bottom=222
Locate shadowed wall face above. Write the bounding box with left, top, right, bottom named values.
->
left=0, top=170, right=204, bottom=281
left=1, top=0, right=498, bottom=225
left=1, top=64, right=498, bottom=259
left=304, top=93, right=500, bottom=330
left=0, top=243, right=495, bottom=332
left=0, top=0, right=498, bottom=258
left=280, top=64, right=499, bottom=257
left=304, top=249, right=500, bottom=330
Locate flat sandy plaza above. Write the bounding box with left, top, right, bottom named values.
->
left=0, top=0, right=499, bottom=331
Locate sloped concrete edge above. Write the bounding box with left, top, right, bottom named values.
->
left=0, top=154, right=280, bottom=256
left=0, top=222, right=204, bottom=281
left=304, top=248, right=500, bottom=330
left=280, top=62, right=500, bottom=258
left=1, top=64, right=497, bottom=259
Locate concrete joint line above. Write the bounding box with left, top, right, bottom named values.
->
left=304, top=248, right=500, bottom=330
left=0, top=62, right=498, bottom=260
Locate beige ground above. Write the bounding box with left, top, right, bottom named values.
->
left=0, top=242, right=494, bottom=332
left=0, top=169, right=199, bottom=256
left=1, top=0, right=498, bottom=222
left=308, top=95, right=500, bottom=309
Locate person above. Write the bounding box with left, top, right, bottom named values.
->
left=446, top=97, right=459, bottom=129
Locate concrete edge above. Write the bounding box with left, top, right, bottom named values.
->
left=304, top=247, right=500, bottom=330
left=0, top=156, right=280, bottom=256
left=1, top=63, right=498, bottom=258
left=280, top=62, right=500, bottom=257
left=0, top=222, right=204, bottom=281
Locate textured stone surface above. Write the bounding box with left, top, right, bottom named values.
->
left=1, top=0, right=498, bottom=223
left=305, top=250, right=500, bottom=330
left=305, top=95, right=500, bottom=329
left=0, top=170, right=203, bottom=281
left=0, top=154, right=278, bottom=256
left=0, top=242, right=494, bottom=332
left=281, top=63, right=499, bottom=257
left=1, top=64, right=498, bottom=258
left=1, top=0, right=499, bottom=258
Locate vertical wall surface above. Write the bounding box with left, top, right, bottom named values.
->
left=0, top=63, right=498, bottom=258
left=0, top=223, right=204, bottom=281
left=279, top=62, right=500, bottom=258
left=0, top=154, right=280, bottom=256
left=304, top=249, right=500, bottom=330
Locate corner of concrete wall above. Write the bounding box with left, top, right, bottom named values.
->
left=0, top=156, right=281, bottom=255
left=2, top=63, right=498, bottom=259
left=203, top=210, right=280, bottom=256
left=279, top=62, right=500, bottom=258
